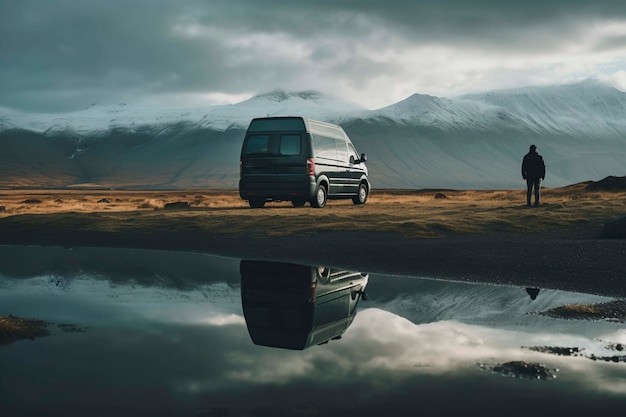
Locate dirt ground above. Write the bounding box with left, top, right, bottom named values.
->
left=1, top=184, right=625, bottom=297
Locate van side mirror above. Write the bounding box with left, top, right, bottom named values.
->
left=350, top=153, right=367, bottom=164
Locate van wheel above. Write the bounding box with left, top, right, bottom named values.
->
left=292, top=199, right=306, bottom=207
left=316, top=266, right=331, bottom=282
left=352, top=183, right=368, bottom=205
left=249, top=199, right=265, bottom=208
left=311, top=184, right=327, bottom=208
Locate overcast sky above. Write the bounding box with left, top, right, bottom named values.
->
left=3, top=0, right=626, bottom=113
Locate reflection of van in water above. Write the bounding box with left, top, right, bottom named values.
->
left=240, top=260, right=369, bottom=350
left=239, top=117, right=369, bottom=208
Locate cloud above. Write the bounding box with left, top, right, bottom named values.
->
left=601, top=69, right=626, bottom=91
left=2, top=0, right=626, bottom=112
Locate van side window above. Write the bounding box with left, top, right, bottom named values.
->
left=279, top=135, right=301, bottom=156
left=312, top=135, right=337, bottom=161
left=336, top=141, right=348, bottom=164
left=244, top=135, right=270, bottom=155
left=348, top=144, right=359, bottom=164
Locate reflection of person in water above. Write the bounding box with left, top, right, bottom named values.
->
left=521, top=145, right=546, bottom=207
left=526, top=287, right=541, bottom=300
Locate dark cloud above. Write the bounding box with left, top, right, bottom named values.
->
left=1, top=0, right=626, bottom=112
left=208, top=0, right=626, bottom=47
left=0, top=0, right=235, bottom=110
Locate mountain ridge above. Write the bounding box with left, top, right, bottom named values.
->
left=1, top=81, right=626, bottom=190
left=3, top=80, right=626, bottom=136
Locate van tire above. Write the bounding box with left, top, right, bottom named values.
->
left=249, top=199, right=266, bottom=208
left=311, top=184, right=327, bottom=208
left=316, top=266, right=331, bottom=283
left=352, top=183, right=368, bottom=205
left=292, top=199, right=306, bottom=207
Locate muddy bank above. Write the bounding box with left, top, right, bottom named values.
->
left=0, top=213, right=624, bottom=298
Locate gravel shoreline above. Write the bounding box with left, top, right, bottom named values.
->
left=1, top=215, right=624, bottom=297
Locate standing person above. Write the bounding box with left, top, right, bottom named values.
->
left=521, top=144, right=546, bottom=207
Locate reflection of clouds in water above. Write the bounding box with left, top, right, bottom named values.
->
left=201, top=314, right=245, bottom=326
left=4, top=300, right=624, bottom=415
left=314, top=308, right=537, bottom=374
left=583, top=364, right=626, bottom=395
left=216, top=308, right=626, bottom=396
left=225, top=350, right=317, bottom=384
left=607, top=329, right=626, bottom=344
left=218, top=308, right=520, bottom=386
left=347, top=311, right=626, bottom=394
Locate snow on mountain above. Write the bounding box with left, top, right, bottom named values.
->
left=0, top=102, right=208, bottom=135
left=370, top=93, right=525, bottom=132
left=3, top=81, right=625, bottom=138
left=459, top=79, right=626, bottom=137
left=201, top=89, right=366, bottom=129
left=367, top=79, right=626, bottom=138
left=0, top=90, right=365, bottom=135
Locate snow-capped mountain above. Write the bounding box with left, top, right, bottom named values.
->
left=368, top=79, right=626, bottom=137
left=460, top=80, right=626, bottom=137
left=0, top=89, right=364, bottom=135
left=207, top=89, right=366, bottom=128
left=371, top=93, right=520, bottom=132
left=1, top=81, right=625, bottom=189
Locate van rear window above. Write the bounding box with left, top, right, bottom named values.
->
left=279, top=135, right=301, bottom=156
left=243, top=134, right=302, bottom=156
left=248, top=118, right=305, bottom=132
left=243, top=135, right=270, bottom=155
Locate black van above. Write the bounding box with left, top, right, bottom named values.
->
left=239, top=117, right=369, bottom=208
left=240, top=260, right=369, bottom=350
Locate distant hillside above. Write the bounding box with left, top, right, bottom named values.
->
left=1, top=81, right=625, bottom=189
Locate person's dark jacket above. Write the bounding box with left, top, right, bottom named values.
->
left=522, top=149, right=546, bottom=181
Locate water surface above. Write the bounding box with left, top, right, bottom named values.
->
left=1, top=245, right=625, bottom=416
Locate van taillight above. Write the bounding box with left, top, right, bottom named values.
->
left=306, top=158, right=314, bottom=176
left=239, top=159, right=242, bottom=176
left=309, top=281, right=317, bottom=303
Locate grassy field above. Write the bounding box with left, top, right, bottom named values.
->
left=1, top=183, right=625, bottom=238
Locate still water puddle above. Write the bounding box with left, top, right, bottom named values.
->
left=1, top=245, right=625, bottom=416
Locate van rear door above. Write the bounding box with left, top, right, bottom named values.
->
left=241, top=133, right=309, bottom=196
left=241, top=134, right=274, bottom=191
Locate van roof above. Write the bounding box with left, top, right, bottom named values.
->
left=247, top=116, right=349, bottom=141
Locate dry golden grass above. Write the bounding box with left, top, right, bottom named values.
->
left=1, top=183, right=624, bottom=238
left=0, top=189, right=248, bottom=214
left=537, top=300, right=625, bottom=322
left=0, top=315, right=50, bottom=345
